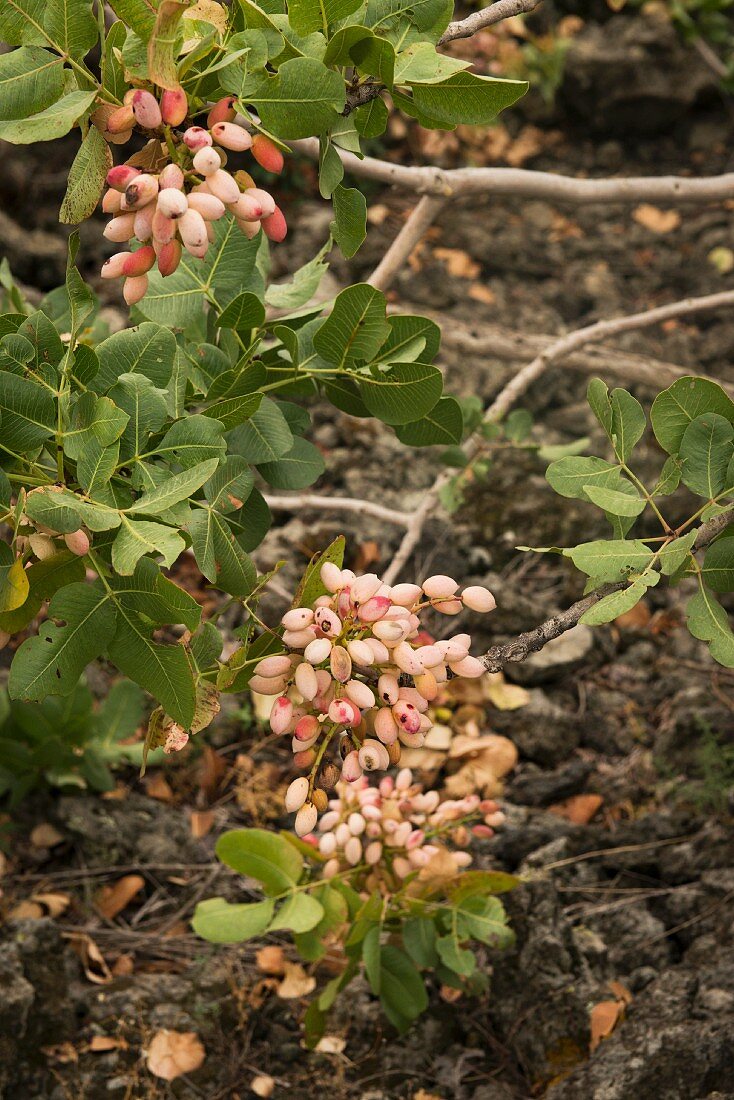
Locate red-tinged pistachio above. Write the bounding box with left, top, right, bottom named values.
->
left=63, top=529, right=90, bottom=556
left=124, top=173, right=158, bottom=208
left=102, top=189, right=122, bottom=214
left=103, top=213, right=136, bottom=243
left=186, top=192, right=225, bottom=220
left=100, top=252, right=130, bottom=279
left=269, top=696, right=293, bottom=735
left=261, top=205, right=287, bottom=242
left=236, top=218, right=261, bottom=239
left=122, top=274, right=148, bottom=305
left=183, top=126, right=213, bottom=150
left=229, top=192, right=262, bottom=221
left=132, top=89, right=162, bottom=129
left=151, top=207, right=176, bottom=245
left=160, top=85, right=188, bottom=126
left=178, top=208, right=208, bottom=254
left=246, top=188, right=276, bottom=217
left=158, top=162, right=185, bottom=190
left=251, top=134, right=284, bottom=173
left=106, top=164, right=141, bottom=191
left=133, top=202, right=156, bottom=242
left=207, top=95, right=237, bottom=127
left=107, top=104, right=135, bottom=134
left=192, top=146, right=221, bottom=176
left=157, top=187, right=188, bottom=219
left=121, top=245, right=156, bottom=276
left=206, top=168, right=240, bottom=204
left=341, top=750, right=363, bottom=783
left=211, top=121, right=253, bottom=151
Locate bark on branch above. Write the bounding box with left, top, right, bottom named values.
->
left=289, top=138, right=734, bottom=205
left=440, top=0, right=543, bottom=42
left=480, top=507, right=734, bottom=672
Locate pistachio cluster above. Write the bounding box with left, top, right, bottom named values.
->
left=252, top=564, right=497, bottom=835
left=307, top=769, right=505, bottom=884
left=98, top=90, right=286, bottom=304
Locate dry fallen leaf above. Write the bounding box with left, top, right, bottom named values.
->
left=256, top=945, right=287, bottom=975
left=276, top=961, right=316, bottom=999
left=95, top=874, right=145, bottom=919
left=42, top=1042, right=78, bottom=1064
left=633, top=204, right=681, bottom=234
left=439, top=984, right=463, bottom=1003
left=608, top=980, right=633, bottom=1005
left=10, top=892, right=70, bottom=920
left=468, top=283, right=496, bottom=305
left=146, top=1030, right=206, bottom=1081
left=251, top=1074, right=276, bottom=1097
left=549, top=794, right=604, bottom=825
left=590, top=999, right=623, bottom=1051
left=433, top=247, right=481, bottom=279
left=485, top=673, right=530, bottom=711
left=88, top=1035, right=129, bottom=1053
left=190, top=810, right=215, bottom=838
left=144, top=773, right=174, bottom=803
left=69, top=933, right=113, bottom=984
left=449, top=734, right=518, bottom=776
left=30, top=822, right=65, bottom=848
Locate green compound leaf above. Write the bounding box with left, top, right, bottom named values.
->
left=679, top=413, right=734, bottom=499
left=9, top=585, right=116, bottom=701
left=192, top=897, right=275, bottom=943
left=60, top=126, right=112, bottom=224
left=395, top=396, right=463, bottom=446
left=686, top=585, right=734, bottom=667
left=651, top=376, right=734, bottom=455
left=215, top=828, right=303, bottom=894
left=269, top=892, right=325, bottom=933
left=702, top=531, right=734, bottom=592
left=330, top=184, right=367, bottom=259
left=314, top=284, right=390, bottom=367
left=0, top=90, right=96, bottom=144
left=241, top=56, right=346, bottom=138
left=357, top=362, right=443, bottom=425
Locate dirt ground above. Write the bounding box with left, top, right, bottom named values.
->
left=2, top=4, right=734, bottom=1099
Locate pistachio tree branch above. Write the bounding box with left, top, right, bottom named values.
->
left=289, top=138, right=734, bottom=205
left=367, top=195, right=448, bottom=291
left=440, top=0, right=543, bottom=43
left=382, top=289, right=734, bottom=584
left=262, top=492, right=410, bottom=527
left=480, top=506, right=734, bottom=671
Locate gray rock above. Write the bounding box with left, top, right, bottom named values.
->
left=487, top=880, right=593, bottom=1087
left=509, top=758, right=592, bottom=807
left=492, top=689, right=581, bottom=766
left=546, top=951, right=734, bottom=1100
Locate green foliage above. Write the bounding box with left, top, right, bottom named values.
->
left=193, top=827, right=516, bottom=1037
left=0, top=677, right=157, bottom=805
left=0, top=241, right=463, bottom=738
left=537, top=376, right=734, bottom=666
left=0, top=0, right=527, bottom=231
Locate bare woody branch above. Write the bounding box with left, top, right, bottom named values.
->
left=382, top=288, right=734, bottom=584
left=262, top=493, right=410, bottom=527
left=367, top=196, right=448, bottom=292
left=289, top=138, right=734, bottom=205
left=440, top=0, right=543, bottom=43
left=481, top=506, right=734, bottom=671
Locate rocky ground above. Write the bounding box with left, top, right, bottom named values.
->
left=2, top=4, right=734, bottom=1098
